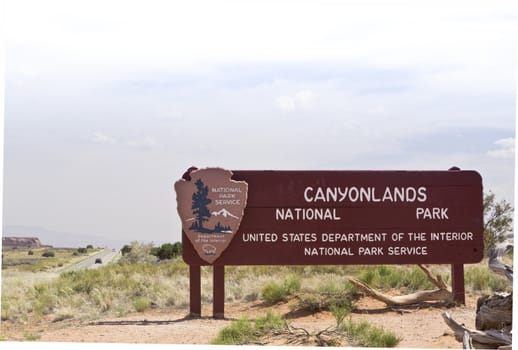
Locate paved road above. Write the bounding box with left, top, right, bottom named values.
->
left=62, top=249, right=120, bottom=272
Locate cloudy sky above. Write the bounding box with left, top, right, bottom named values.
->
left=2, top=0, right=517, bottom=247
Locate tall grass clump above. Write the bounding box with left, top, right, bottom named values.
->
left=465, top=265, right=511, bottom=293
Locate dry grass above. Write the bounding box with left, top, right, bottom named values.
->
left=1, top=257, right=511, bottom=324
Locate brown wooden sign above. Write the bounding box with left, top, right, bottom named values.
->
left=180, top=169, right=484, bottom=266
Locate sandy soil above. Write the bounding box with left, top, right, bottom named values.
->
left=0, top=293, right=481, bottom=348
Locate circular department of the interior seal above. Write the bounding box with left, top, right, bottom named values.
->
left=174, top=168, right=248, bottom=264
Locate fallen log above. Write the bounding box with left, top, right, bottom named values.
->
left=348, top=277, right=453, bottom=305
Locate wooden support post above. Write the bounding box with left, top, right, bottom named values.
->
left=213, top=265, right=225, bottom=319
left=451, top=264, right=466, bottom=304
left=448, top=166, right=466, bottom=305
left=189, top=265, right=201, bottom=317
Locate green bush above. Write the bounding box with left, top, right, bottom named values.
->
left=483, top=192, right=513, bottom=255
left=150, top=242, right=182, bottom=261
left=118, top=242, right=157, bottom=264
left=28, top=250, right=34, bottom=256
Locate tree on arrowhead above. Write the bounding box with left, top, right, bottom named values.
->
left=191, top=178, right=212, bottom=232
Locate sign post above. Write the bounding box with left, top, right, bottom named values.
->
left=175, top=167, right=484, bottom=317
left=189, top=265, right=201, bottom=317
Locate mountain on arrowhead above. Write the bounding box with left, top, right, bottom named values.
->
left=211, top=208, right=239, bottom=219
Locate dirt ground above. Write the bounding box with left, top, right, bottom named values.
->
left=1, top=294, right=479, bottom=348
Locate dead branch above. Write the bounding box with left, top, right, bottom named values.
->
left=442, top=312, right=511, bottom=349
left=281, top=320, right=345, bottom=346
left=463, top=330, right=474, bottom=349
left=488, top=243, right=513, bottom=283
left=285, top=320, right=309, bottom=336
left=418, top=264, right=450, bottom=290
left=348, top=277, right=453, bottom=305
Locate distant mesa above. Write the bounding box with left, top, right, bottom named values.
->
left=2, top=237, right=45, bottom=248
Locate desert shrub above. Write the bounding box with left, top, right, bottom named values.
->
left=52, top=312, right=74, bottom=322
left=1, top=303, right=11, bottom=321
left=77, top=248, right=87, bottom=254
left=118, top=241, right=157, bottom=264
left=295, top=288, right=356, bottom=313
left=86, top=245, right=94, bottom=249
left=212, top=311, right=284, bottom=345
left=261, top=275, right=301, bottom=304
left=41, top=251, right=55, bottom=258
left=133, top=297, right=151, bottom=312
left=121, top=244, right=132, bottom=255
left=330, top=303, right=350, bottom=326
left=28, top=250, right=34, bottom=256
left=254, top=310, right=284, bottom=333
left=212, top=318, right=255, bottom=345
left=340, top=319, right=400, bottom=347
left=23, top=331, right=41, bottom=341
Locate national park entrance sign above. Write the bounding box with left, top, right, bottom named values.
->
left=174, top=167, right=484, bottom=318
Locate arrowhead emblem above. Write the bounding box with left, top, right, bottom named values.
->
left=174, top=168, right=248, bottom=264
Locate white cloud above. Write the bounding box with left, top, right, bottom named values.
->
left=91, top=131, right=116, bottom=145
left=487, top=138, right=515, bottom=158
left=367, top=106, right=386, bottom=115
left=127, top=137, right=159, bottom=150
left=276, top=90, right=316, bottom=113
